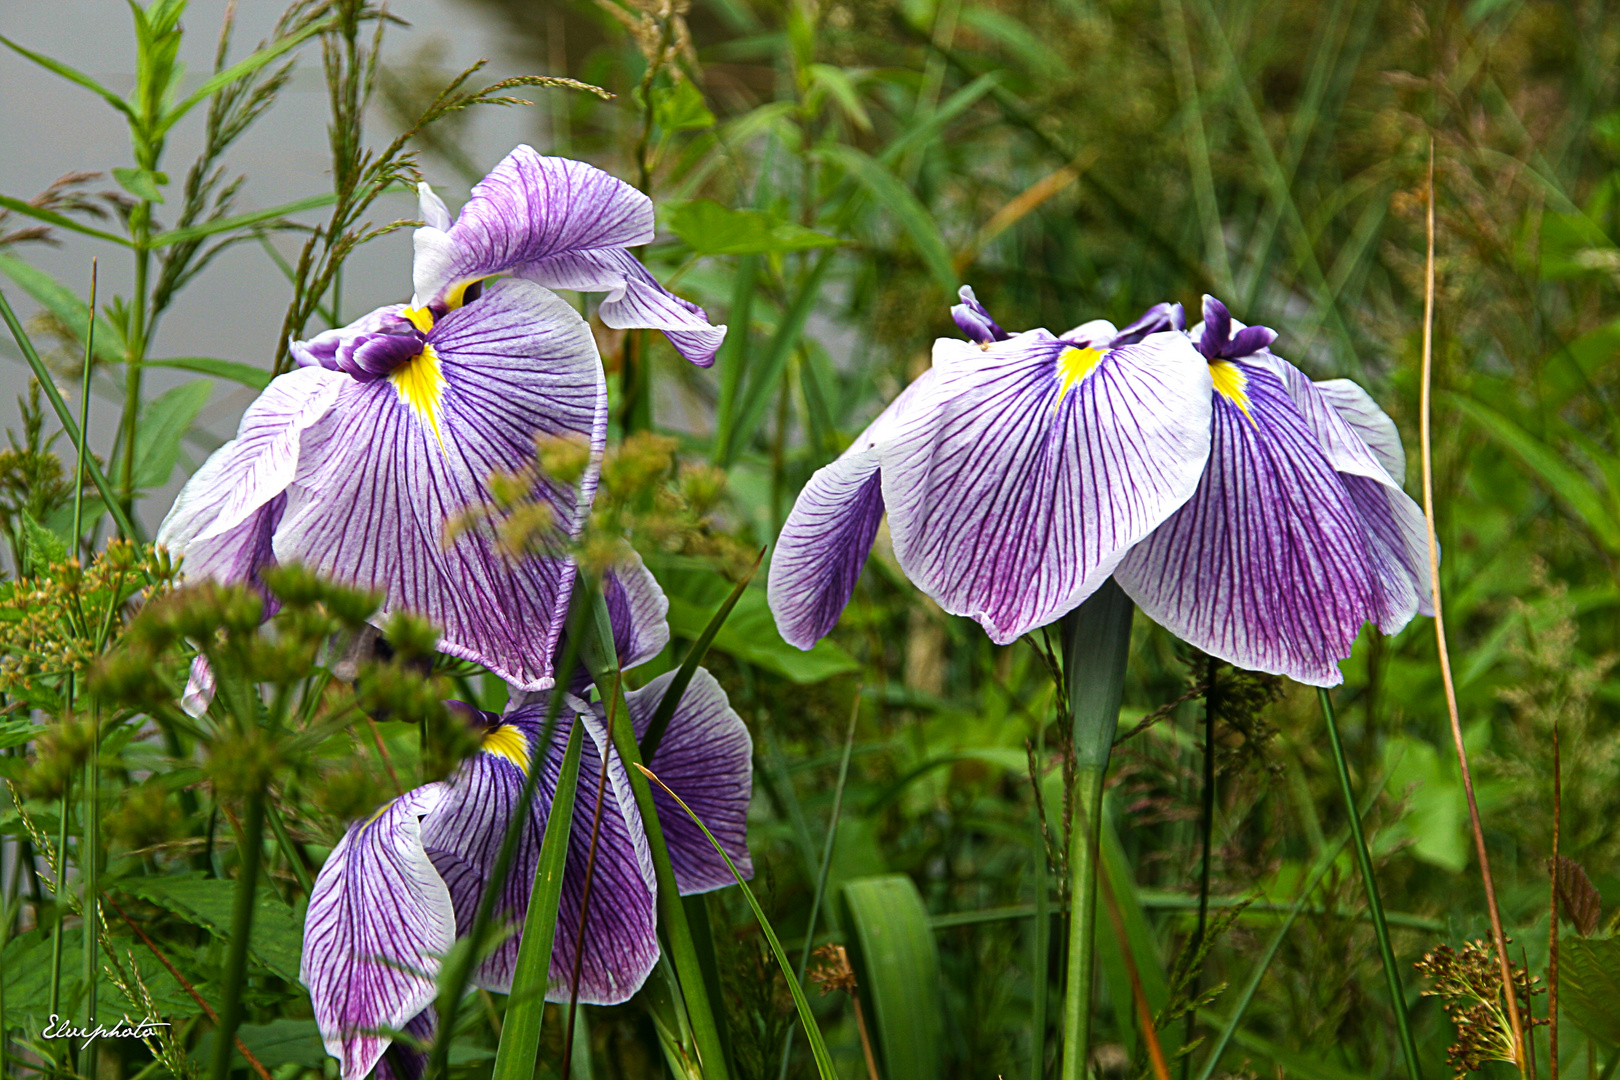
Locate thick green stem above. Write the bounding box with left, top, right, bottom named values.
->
left=1057, top=579, right=1135, bottom=1080
left=1318, top=688, right=1422, bottom=1079
left=210, top=786, right=266, bottom=1080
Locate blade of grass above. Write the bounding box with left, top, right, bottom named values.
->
left=1550, top=721, right=1561, bottom=1080
left=637, top=762, right=841, bottom=1080
left=721, top=252, right=832, bottom=468
left=1160, top=0, right=1233, bottom=294
left=72, top=261, right=96, bottom=551
left=779, top=691, right=862, bottom=1080
left=0, top=286, right=139, bottom=540
left=1317, top=688, right=1422, bottom=1078
left=491, top=722, right=585, bottom=1080
left=1098, top=859, right=1170, bottom=1080
left=1184, top=657, right=1218, bottom=1076
left=1418, top=137, right=1525, bottom=1074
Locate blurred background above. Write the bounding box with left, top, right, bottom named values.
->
left=2, top=0, right=1618, bottom=1077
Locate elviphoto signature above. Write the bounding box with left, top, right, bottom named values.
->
left=41, top=1015, right=170, bottom=1049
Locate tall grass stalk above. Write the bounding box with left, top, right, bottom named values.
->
left=209, top=785, right=266, bottom=1080
left=1417, top=138, right=1525, bottom=1074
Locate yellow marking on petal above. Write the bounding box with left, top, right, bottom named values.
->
left=481, top=724, right=530, bottom=777
left=443, top=276, right=490, bottom=311
left=1210, top=360, right=1257, bottom=426
left=362, top=798, right=395, bottom=829
left=401, top=306, right=435, bottom=334
left=390, top=344, right=447, bottom=452
left=1055, top=345, right=1104, bottom=406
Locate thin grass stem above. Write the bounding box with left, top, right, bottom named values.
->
left=1417, top=136, right=1525, bottom=1074
left=1183, top=657, right=1218, bottom=1077
left=209, top=784, right=265, bottom=1080
left=71, top=261, right=96, bottom=551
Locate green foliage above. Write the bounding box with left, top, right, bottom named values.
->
left=840, top=875, right=945, bottom=1080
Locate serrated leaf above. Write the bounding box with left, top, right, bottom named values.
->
left=118, top=872, right=303, bottom=982
left=147, top=355, right=273, bottom=389
left=112, top=166, right=167, bottom=204
left=665, top=199, right=840, bottom=256
left=841, top=875, right=945, bottom=1080
left=16, top=507, right=67, bottom=574
left=1556, top=855, right=1604, bottom=935
left=0, top=252, right=128, bottom=363
left=1563, top=936, right=1620, bottom=1048
left=131, top=379, right=212, bottom=489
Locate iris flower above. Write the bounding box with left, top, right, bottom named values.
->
left=301, top=665, right=751, bottom=1080
left=158, top=147, right=724, bottom=692
left=768, top=288, right=1430, bottom=686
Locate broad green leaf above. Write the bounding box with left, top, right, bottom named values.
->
left=16, top=508, right=68, bottom=574
left=841, top=874, right=944, bottom=1080
left=819, top=144, right=958, bottom=294
left=1563, top=936, right=1620, bottom=1048
left=0, top=35, right=133, bottom=118
left=149, top=191, right=340, bottom=248
left=157, top=15, right=332, bottom=136
left=1380, top=735, right=1467, bottom=872
left=0, top=926, right=195, bottom=1021
left=44, top=498, right=109, bottom=543
left=665, top=588, right=858, bottom=684
left=117, top=871, right=302, bottom=982
left=148, top=355, right=273, bottom=389
left=665, top=199, right=840, bottom=256
left=0, top=195, right=133, bottom=248
left=652, top=79, right=717, bottom=132
left=112, top=166, right=168, bottom=204
left=0, top=717, right=37, bottom=751
left=1452, top=394, right=1620, bottom=553
left=0, top=252, right=129, bottom=363
left=195, top=1019, right=330, bottom=1072
left=131, top=379, right=212, bottom=490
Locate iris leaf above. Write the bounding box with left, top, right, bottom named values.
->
left=147, top=356, right=274, bottom=390
left=841, top=874, right=944, bottom=1080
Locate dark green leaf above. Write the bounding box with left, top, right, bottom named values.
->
left=0, top=195, right=132, bottom=248
left=132, top=379, right=212, bottom=490
left=841, top=874, right=945, bottom=1080
left=147, top=356, right=274, bottom=389
left=665, top=199, right=840, bottom=256
left=1564, top=936, right=1620, bottom=1047
left=196, top=1019, right=330, bottom=1071
left=16, top=507, right=68, bottom=574
left=0, top=717, right=38, bottom=751
left=0, top=35, right=133, bottom=118
left=819, top=144, right=958, bottom=294
left=118, top=872, right=303, bottom=982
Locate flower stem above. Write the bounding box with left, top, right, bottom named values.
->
left=209, top=784, right=266, bottom=1080
left=1184, top=657, right=1218, bottom=1078
left=48, top=775, right=70, bottom=1072
left=82, top=708, right=100, bottom=1080
left=1317, top=688, right=1421, bottom=1079
left=1057, top=579, right=1135, bottom=1080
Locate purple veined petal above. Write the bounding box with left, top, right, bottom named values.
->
left=157, top=366, right=343, bottom=555
left=1113, top=358, right=1384, bottom=687
left=371, top=1008, right=434, bottom=1080
left=881, top=329, right=1213, bottom=644
left=1313, top=378, right=1407, bottom=484
left=167, top=491, right=286, bottom=599
left=1059, top=319, right=1120, bottom=349
left=518, top=248, right=726, bottom=368
left=625, top=668, right=753, bottom=893
left=290, top=306, right=411, bottom=371
left=1111, top=302, right=1187, bottom=346
left=420, top=701, right=661, bottom=1005
left=412, top=147, right=653, bottom=307
left=273, top=279, right=608, bottom=691
left=603, top=549, right=670, bottom=672
left=303, top=784, right=453, bottom=1080
left=768, top=368, right=943, bottom=648
left=1246, top=352, right=1393, bottom=483
left=180, top=654, right=215, bottom=718
left=951, top=285, right=1009, bottom=344
left=1192, top=295, right=1276, bottom=360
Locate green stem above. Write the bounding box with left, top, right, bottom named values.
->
left=82, top=710, right=100, bottom=1080
left=265, top=798, right=313, bottom=897
left=580, top=587, right=731, bottom=1080
left=209, top=785, right=266, bottom=1080
left=1057, top=580, right=1136, bottom=1080
left=72, top=263, right=96, bottom=552
left=1184, top=658, right=1218, bottom=1076
left=1317, top=688, right=1422, bottom=1079
left=1031, top=718, right=1050, bottom=1080
left=122, top=218, right=151, bottom=518
left=48, top=775, right=70, bottom=1069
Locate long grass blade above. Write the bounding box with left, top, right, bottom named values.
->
left=491, top=721, right=585, bottom=1080
left=636, top=763, right=841, bottom=1080
left=1417, top=136, right=1525, bottom=1074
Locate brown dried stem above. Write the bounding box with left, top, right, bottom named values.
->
left=1419, top=136, right=1525, bottom=1075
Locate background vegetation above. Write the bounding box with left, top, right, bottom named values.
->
left=1, top=0, right=1617, bottom=1078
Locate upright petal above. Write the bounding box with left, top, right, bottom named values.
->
left=603, top=550, right=670, bottom=672
left=768, top=368, right=941, bottom=648
left=881, top=330, right=1212, bottom=644
left=625, top=668, right=753, bottom=893
left=1114, top=359, right=1382, bottom=686
left=951, top=285, right=1009, bottom=344
left=418, top=703, right=660, bottom=1005
left=157, top=365, right=343, bottom=557
left=303, top=785, right=453, bottom=1080
left=413, top=148, right=652, bottom=307
left=180, top=654, right=215, bottom=718
left=518, top=248, right=726, bottom=368
left=273, top=280, right=608, bottom=691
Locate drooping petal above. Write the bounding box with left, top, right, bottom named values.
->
left=371, top=1008, right=434, bottom=1080
left=418, top=702, right=660, bottom=1005
left=412, top=147, right=653, bottom=307
left=157, top=365, right=343, bottom=557
left=1114, top=358, right=1383, bottom=686
left=625, top=668, right=753, bottom=893
left=518, top=248, right=726, bottom=368
left=881, top=330, right=1213, bottom=644
left=768, top=368, right=942, bottom=648
left=303, top=785, right=453, bottom=1080
left=273, top=280, right=608, bottom=691
left=602, top=549, right=670, bottom=672
left=1313, top=378, right=1407, bottom=483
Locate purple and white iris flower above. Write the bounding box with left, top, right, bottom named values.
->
left=301, top=670, right=751, bottom=1080
left=768, top=287, right=1430, bottom=686
left=158, top=147, right=723, bottom=693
